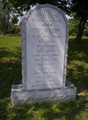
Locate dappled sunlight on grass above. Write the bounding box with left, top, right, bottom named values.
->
left=0, top=35, right=88, bottom=120
left=67, top=37, right=88, bottom=95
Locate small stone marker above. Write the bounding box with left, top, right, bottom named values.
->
left=11, top=4, right=77, bottom=106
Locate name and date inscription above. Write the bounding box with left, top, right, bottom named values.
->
left=27, top=8, right=64, bottom=89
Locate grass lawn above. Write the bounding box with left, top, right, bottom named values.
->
left=0, top=34, right=88, bottom=120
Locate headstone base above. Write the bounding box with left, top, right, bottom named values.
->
left=11, top=81, right=77, bottom=106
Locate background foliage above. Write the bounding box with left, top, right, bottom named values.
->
left=69, top=18, right=88, bottom=36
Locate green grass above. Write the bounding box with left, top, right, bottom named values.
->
left=0, top=34, right=88, bottom=120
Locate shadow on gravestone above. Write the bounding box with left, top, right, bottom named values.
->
left=11, top=4, right=77, bottom=106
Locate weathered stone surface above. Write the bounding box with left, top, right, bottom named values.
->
left=21, top=4, right=69, bottom=90
left=11, top=81, right=77, bottom=106
left=11, top=4, right=77, bottom=106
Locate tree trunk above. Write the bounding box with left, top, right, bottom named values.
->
left=75, top=14, right=87, bottom=44
left=2, top=17, right=6, bottom=36
left=3, top=30, right=6, bottom=36
left=3, top=24, right=6, bottom=36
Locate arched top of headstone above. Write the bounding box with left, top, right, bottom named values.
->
left=23, top=4, right=69, bottom=33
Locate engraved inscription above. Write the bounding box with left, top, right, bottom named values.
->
left=26, top=7, right=67, bottom=90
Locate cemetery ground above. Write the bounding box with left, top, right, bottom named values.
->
left=0, top=34, right=88, bottom=120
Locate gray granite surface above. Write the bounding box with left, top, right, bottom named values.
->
left=11, top=81, right=77, bottom=106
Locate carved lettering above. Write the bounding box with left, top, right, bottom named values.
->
left=24, top=6, right=67, bottom=90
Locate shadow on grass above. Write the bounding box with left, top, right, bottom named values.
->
left=0, top=46, right=21, bottom=60
left=0, top=43, right=22, bottom=119
left=3, top=99, right=87, bottom=120
left=0, top=36, right=88, bottom=120
left=67, top=37, right=88, bottom=93
left=0, top=46, right=22, bottom=99
left=38, top=101, right=87, bottom=120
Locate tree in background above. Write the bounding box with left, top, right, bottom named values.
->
left=0, top=0, right=10, bottom=35
left=69, top=18, right=88, bottom=37
left=8, top=0, right=71, bottom=14
left=0, top=0, right=20, bottom=35
left=69, top=18, right=79, bottom=36
left=71, top=0, right=88, bottom=44
left=4, top=0, right=88, bottom=43
left=83, top=22, right=88, bottom=36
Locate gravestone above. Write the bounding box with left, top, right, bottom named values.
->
left=11, top=4, right=77, bottom=106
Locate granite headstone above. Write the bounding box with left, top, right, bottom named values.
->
left=11, top=4, right=77, bottom=106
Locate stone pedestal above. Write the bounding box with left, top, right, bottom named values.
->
left=11, top=81, right=77, bottom=106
